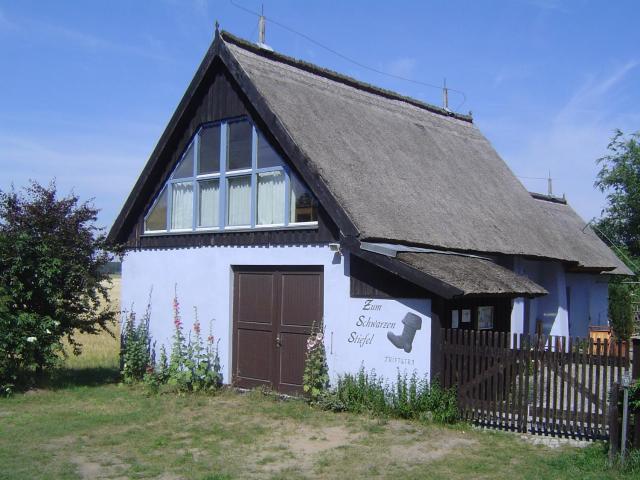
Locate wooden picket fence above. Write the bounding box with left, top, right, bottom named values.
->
left=441, top=329, right=630, bottom=439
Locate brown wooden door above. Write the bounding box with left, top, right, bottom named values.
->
left=232, top=266, right=323, bottom=394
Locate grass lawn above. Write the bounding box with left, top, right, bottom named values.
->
left=0, top=376, right=637, bottom=480
left=1, top=275, right=637, bottom=479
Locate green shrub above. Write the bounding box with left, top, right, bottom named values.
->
left=302, top=321, right=329, bottom=401
left=121, top=302, right=153, bottom=383
left=163, top=290, right=222, bottom=393
left=0, top=289, right=62, bottom=395
left=121, top=288, right=222, bottom=394
left=320, top=367, right=458, bottom=424
left=0, top=181, right=118, bottom=394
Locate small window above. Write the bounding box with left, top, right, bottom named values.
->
left=198, top=179, right=219, bottom=228
left=451, top=310, right=460, bottom=329
left=290, top=174, right=318, bottom=223
left=227, top=176, right=251, bottom=226
left=171, top=182, right=194, bottom=230
left=257, top=133, right=284, bottom=169
left=145, top=187, right=168, bottom=231
left=171, top=143, right=195, bottom=179
left=257, top=171, right=285, bottom=225
left=227, top=121, right=252, bottom=171
left=478, top=306, right=494, bottom=330
left=198, top=125, right=220, bottom=175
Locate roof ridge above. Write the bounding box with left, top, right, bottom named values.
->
left=219, top=30, right=473, bottom=124
left=530, top=191, right=567, bottom=205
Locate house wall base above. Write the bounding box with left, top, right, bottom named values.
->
left=121, top=245, right=432, bottom=388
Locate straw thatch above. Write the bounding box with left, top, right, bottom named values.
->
left=396, top=252, right=548, bottom=297
left=223, top=33, right=630, bottom=274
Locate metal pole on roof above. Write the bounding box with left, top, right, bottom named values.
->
left=443, top=78, right=449, bottom=110
left=547, top=171, right=553, bottom=196
left=258, top=5, right=266, bottom=44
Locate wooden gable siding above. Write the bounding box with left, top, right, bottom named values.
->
left=349, top=254, right=431, bottom=299
left=124, top=60, right=339, bottom=249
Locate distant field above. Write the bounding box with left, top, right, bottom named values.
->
left=62, top=275, right=121, bottom=370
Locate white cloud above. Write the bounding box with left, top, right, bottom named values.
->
left=496, top=60, right=640, bottom=221
left=1, top=10, right=172, bottom=62
left=520, top=0, right=569, bottom=11
left=0, top=7, right=18, bottom=32
left=558, top=60, right=639, bottom=121
left=387, top=57, right=418, bottom=78
left=0, top=133, right=147, bottom=229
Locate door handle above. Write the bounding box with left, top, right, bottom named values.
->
left=276, top=336, right=282, bottom=348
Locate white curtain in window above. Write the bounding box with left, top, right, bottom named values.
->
left=198, top=180, right=219, bottom=227
left=289, top=174, right=308, bottom=222
left=171, top=182, right=194, bottom=229
left=227, top=176, right=251, bottom=226
left=257, top=171, right=284, bottom=225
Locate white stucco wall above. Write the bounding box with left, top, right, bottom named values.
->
left=121, top=245, right=432, bottom=385
left=510, top=258, right=609, bottom=338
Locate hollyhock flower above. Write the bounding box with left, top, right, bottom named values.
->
left=194, top=321, right=201, bottom=335
left=306, top=337, right=317, bottom=350
left=207, top=335, right=214, bottom=344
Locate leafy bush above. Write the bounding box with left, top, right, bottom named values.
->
left=609, top=283, right=636, bottom=340
left=318, top=367, right=458, bottom=424
left=0, top=181, right=117, bottom=393
left=0, top=288, right=62, bottom=395
left=302, top=322, right=329, bottom=401
left=121, top=302, right=153, bottom=383
left=120, top=289, right=222, bottom=394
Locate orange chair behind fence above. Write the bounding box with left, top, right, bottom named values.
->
left=588, top=325, right=628, bottom=357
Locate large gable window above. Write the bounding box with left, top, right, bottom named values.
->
left=144, top=118, right=319, bottom=234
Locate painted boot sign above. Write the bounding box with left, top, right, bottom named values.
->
left=387, top=312, right=422, bottom=353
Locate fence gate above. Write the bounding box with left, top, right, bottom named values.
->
left=441, top=329, right=630, bottom=439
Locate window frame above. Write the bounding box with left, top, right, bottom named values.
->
left=142, top=117, right=319, bottom=235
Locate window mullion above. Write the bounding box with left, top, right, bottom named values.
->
left=192, top=134, right=199, bottom=230
left=250, top=125, right=258, bottom=228
left=219, top=123, right=228, bottom=228
left=284, top=167, right=291, bottom=227
left=167, top=182, right=173, bottom=231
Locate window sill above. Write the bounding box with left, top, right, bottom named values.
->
left=141, top=222, right=319, bottom=237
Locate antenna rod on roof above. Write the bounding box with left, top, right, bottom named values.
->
left=443, top=78, right=449, bottom=110
left=258, top=4, right=266, bottom=44
left=548, top=170, right=552, bottom=196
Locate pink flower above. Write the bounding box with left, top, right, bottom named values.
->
left=207, top=335, right=214, bottom=344
left=193, top=321, right=201, bottom=335
left=306, top=337, right=318, bottom=350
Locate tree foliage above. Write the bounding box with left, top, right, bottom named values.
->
left=595, top=130, right=640, bottom=257
left=594, top=130, right=640, bottom=338
left=0, top=181, right=117, bottom=390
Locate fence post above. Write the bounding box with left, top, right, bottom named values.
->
left=609, top=382, right=620, bottom=464
left=632, top=336, right=640, bottom=449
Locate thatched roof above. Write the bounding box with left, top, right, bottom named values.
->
left=107, top=30, right=631, bottom=277
left=221, top=32, right=630, bottom=274
left=397, top=252, right=548, bottom=297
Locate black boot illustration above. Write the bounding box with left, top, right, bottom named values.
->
left=387, top=313, right=422, bottom=353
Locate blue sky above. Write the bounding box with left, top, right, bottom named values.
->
left=1, top=0, right=638, bottom=231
